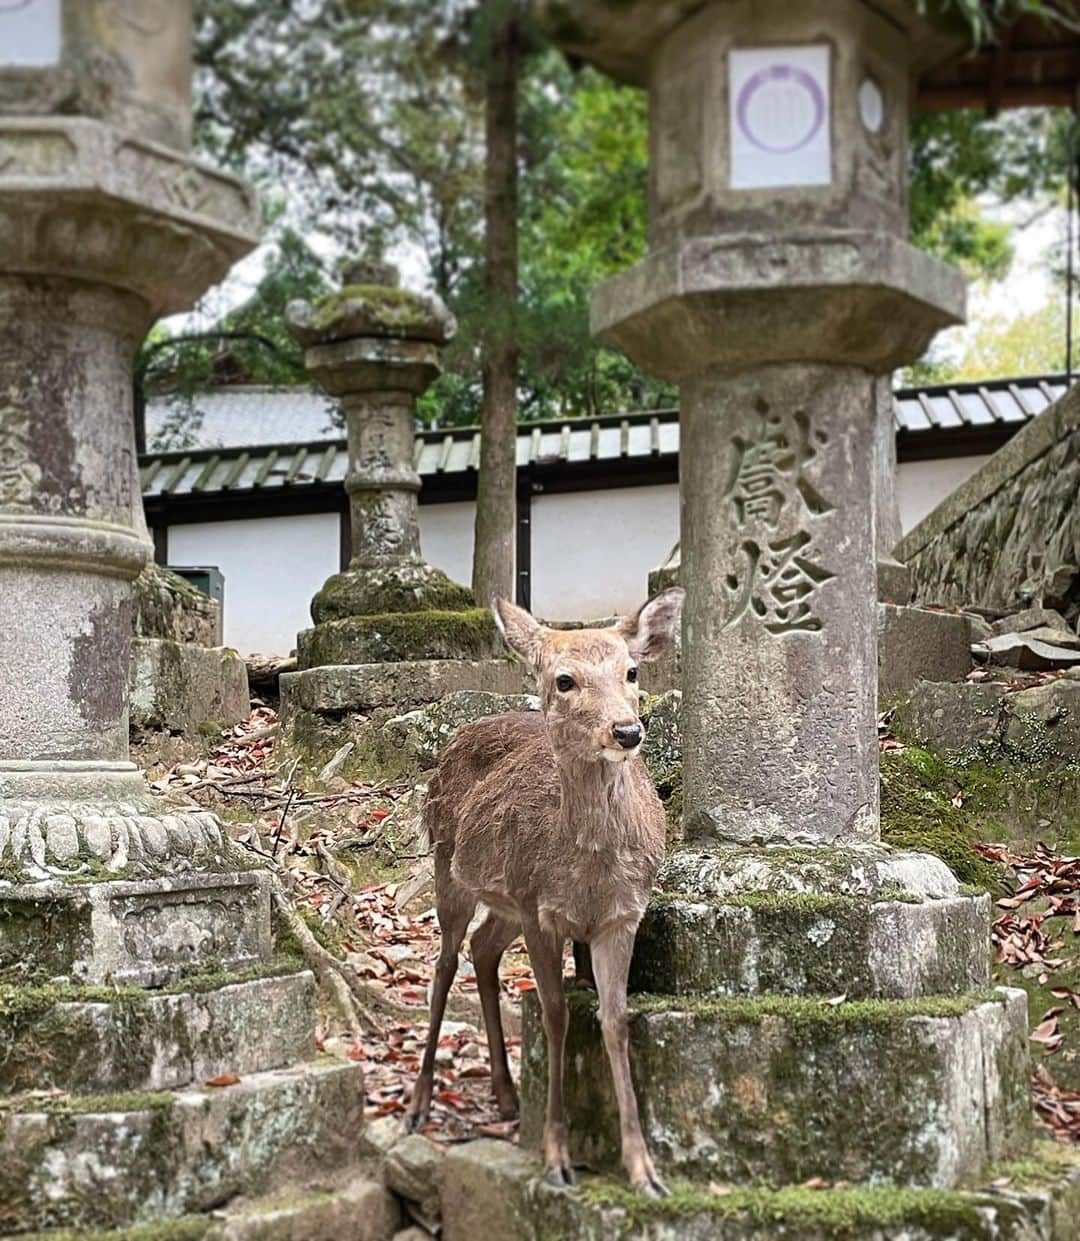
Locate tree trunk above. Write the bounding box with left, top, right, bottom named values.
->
left=472, top=4, right=519, bottom=606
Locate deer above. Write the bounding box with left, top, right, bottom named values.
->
left=404, top=587, right=684, bottom=1197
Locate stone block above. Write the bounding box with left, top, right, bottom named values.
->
left=357, top=692, right=540, bottom=777
left=440, top=1136, right=1080, bottom=1241
left=878, top=604, right=972, bottom=698
left=629, top=892, right=990, bottom=1000
left=520, top=989, right=1030, bottom=1189
left=896, top=682, right=1009, bottom=755
left=0, top=970, right=315, bottom=1094
left=1005, top=681, right=1080, bottom=762
left=658, top=842, right=962, bottom=902
left=311, top=563, right=474, bottom=625
left=209, top=1178, right=402, bottom=1241
left=0, top=783, right=240, bottom=883
left=990, top=608, right=1071, bottom=638
left=0, top=1060, right=366, bottom=1234
left=382, top=1134, right=442, bottom=1230
left=878, top=558, right=914, bottom=605
left=0, top=873, right=271, bottom=987
left=280, top=659, right=529, bottom=717
left=898, top=679, right=1080, bottom=763
left=129, top=638, right=250, bottom=737
left=982, top=635, right=1080, bottom=671
left=133, top=564, right=221, bottom=646
left=297, top=609, right=501, bottom=670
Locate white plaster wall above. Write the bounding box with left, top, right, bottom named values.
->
left=531, top=485, right=680, bottom=621
left=167, top=513, right=340, bottom=655
left=418, top=501, right=478, bottom=589
left=897, top=456, right=993, bottom=533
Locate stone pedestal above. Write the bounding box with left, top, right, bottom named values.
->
left=280, top=271, right=525, bottom=754
left=528, top=0, right=1036, bottom=1212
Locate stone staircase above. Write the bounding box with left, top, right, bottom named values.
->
left=0, top=870, right=400, bottom=1240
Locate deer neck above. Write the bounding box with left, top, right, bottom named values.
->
left=554, top=753, right=638, bottom=853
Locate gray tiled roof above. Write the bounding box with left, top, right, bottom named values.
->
left=141, top=373, right=1074, bottom=499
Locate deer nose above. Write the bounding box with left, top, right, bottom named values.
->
left=612, top=722, right=643, bottom=750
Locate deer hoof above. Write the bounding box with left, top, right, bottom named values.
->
left=403, top=1110, right=426, bottom=1134
left=633, top=1174, right=671, bottom=1198
left=544, top=1164, right=577, bottom=1189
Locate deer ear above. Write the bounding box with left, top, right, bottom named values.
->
left=492, top=597, right=545, bottom=666
left=616, top=586, right=685, bottom=663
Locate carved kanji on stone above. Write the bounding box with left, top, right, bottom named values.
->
left=726, top=405, right=833, bottom=532
left=724, top=531, right=835, bottom=634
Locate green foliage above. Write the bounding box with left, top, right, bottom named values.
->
left=139, top=224, right=331, bottom=445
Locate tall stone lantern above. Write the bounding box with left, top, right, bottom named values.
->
left=0, top=0, right=262, bottom=969
left=278, top=265, right=527, bottom=746
left=519, top=0, right=1035, bottom=1196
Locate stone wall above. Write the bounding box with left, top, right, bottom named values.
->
left=897, top=384, right=1080, bottom=621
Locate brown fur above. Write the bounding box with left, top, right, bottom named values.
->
left=405, top=589, right=683, bottom=1197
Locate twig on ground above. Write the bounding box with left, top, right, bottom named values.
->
left=271, top=876, right=380, bottom=1035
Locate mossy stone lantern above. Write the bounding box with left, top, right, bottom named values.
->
left=0, top=0, right=261, bottom=935
left=539, top=0, right=968, bottom=846
left=516, top=0, right=1038, bottom=1199
left=286, top=268, right=499, bottom=671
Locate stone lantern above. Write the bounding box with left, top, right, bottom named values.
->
left=515, top=0, right=1036, bottom=1200
left=278, top=266, right=527, bottom=744
left=0, top=0, right=261, bottom=961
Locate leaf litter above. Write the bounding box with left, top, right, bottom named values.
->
left=976, top=840, right=1080, bottom=1141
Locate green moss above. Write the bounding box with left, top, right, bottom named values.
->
left=312, top=565, right=474, bottom=623
left=5, top=1088, right=174, bottom=1117
left=161, top=955, right=306, bottom=996
left=300, top=607, right=500, bottom=667
left=578, top=1175, right=999, bottom=1238
left=880, top=748, right=1001, bottom=889
left=309, top=283, right=435, bottom=334
left=647, top=889, right=921, bottom=914
left=618, top=988, right=1002, bottom=1026
left=18, top=1219, right=210, bottom=1241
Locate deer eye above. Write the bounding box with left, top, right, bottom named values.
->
left=627, top=667, right=638, bottom=683
left=555, top=674, right=575, bottom=693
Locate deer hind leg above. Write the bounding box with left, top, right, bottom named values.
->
left=471, top=911, right=521, bottom=1120
left=405, top=846, right=475, bottom=1133
left=591, top=923, right=669, bottom=1197
left=523, top=914, right=575, bottom=1187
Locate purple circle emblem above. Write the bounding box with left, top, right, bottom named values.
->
left=736, top=64, right=825, bottom=155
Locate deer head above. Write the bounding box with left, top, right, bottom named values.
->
left=493, top=588, right=684, bottom=765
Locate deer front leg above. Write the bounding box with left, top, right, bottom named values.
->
left=523, top=915, right=575, bottom=1187
left=591, top=923, right=669, bottom=1197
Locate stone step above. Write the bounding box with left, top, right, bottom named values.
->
left=0, top=967, right=315, bottom=1095
left=520, top=989, right=1031, bottom=1190
left=439, top=1139, right=1080, bottom=1241
left=14, top=1178, right=403, bottom=1241
left=208, top=1177, right=401, bottom=1241
left=0, top=1060, right=366, bottom=1236
left=0, top=872, right=271, bottom=987
left=629, top=891, right=991, bottom=999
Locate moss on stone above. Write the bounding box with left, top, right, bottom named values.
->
left=620, top=988, right=1002, bottom=1025
left=5, top=1088, right=175, bottom=1117
left=880, top=748, right=1002, bottom=889
left=309, top=284, right=435, bottom=334
left=311, top=565, right=475, bottom=624
left=578, top=1175, right=998, bottom=1238
left=18, top=1220, right=210, bottom=1241
left=299, top=607, right=499, bottom=668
